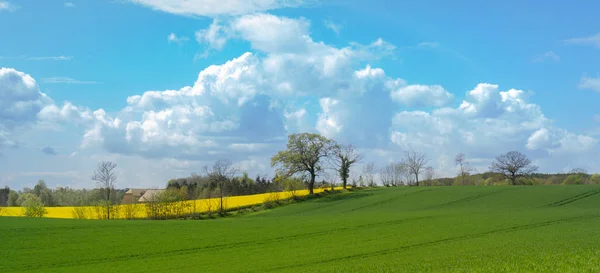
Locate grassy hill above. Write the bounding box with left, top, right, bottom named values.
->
left=1, top=185, right=600, bottom=272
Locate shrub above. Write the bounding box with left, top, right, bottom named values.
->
left=72, top=207, right=89, bottom=219
left=122, top=204, right=141, bottom=220
left=21, top=194, right=47, bottom=218
left=263, top=192, right=281, bottom=209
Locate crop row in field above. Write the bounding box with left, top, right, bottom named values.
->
left=0, top=187, right=343, bottom=219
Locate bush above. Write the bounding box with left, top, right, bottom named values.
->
left=263, top=192, right=281, bottom=209
left=562, top=174, right=584, bottom=185
left=21, top=194, right=47, bottom=218
left=72, top=207, right=89, bottom=219
left=121, top=204, right=142, bottom=220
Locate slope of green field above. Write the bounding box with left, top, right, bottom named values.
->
left=2, top=186, right=600, bottom=272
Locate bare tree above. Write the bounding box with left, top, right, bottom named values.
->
left=423, top=167, right=435, bottom=186
left=489, top=151, right=538, bottom=185
left=379, top=163, right=395, bottom=187
left=332, top=144, right=363, bottom=189
left=403, top=151, right=429, bottom=187
left=204, top=159, right=238, bottom=214
left=393, top=163, right=407, bottom=186
left=455, top=153, right=474, bottom=185
left=362, top=162, right=376, bottom=187
left=92, top=161, right=117, bottom=219
left=570, top=168, right=587, bottom=175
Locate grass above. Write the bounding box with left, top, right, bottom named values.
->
left=1, top=185, right=600, bottom=272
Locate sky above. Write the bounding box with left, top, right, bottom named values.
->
left=1, top=0, right=599, bottom=190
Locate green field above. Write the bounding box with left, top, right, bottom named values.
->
left=2, top=186, right=600, bottom=272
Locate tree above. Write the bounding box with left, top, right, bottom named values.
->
left=423, top=167, right=436, bottom=186
left=393, top=163, right=407, bottom=186
left=362, top=162, right=376, bottom=187
left=204, top=159, right=238, bottom=214
left=20, top=193, right=47, bottom=217
left=455, top=153, right=474, bottom=185
left=332, top=144, right=362, bottom=189
left=0, top=186, right=9, bottom=206
left=7, top=191, right=18, bottom=206
left=271, top=133, right=336, bottom=194
left=92, top=161, right=118, bottom=219
left=489, top=151, right=538, bottom=185
left=379, top=163, right=395, bottom=187
left=403, top=151, right=429, bottom=187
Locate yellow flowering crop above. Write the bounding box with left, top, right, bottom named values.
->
left=1, top=187, right=346, bottom=219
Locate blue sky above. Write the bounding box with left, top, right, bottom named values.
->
left=1, top=0, right=599, bottom=190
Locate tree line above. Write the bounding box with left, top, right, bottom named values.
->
left=1, top=132, right=599, bottom=219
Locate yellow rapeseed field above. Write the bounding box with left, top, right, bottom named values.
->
left=1, top=187, right=345, bottom=219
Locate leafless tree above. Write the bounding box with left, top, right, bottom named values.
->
left=403, top=151, right=429, bottom=186
left=393, top=163, right=407, bottom=186
left=570, top=168, right=587, bottom=175
left=489, top=151, right=538, bottom=185
left=332, top=144, right=363, bottom=189
left=92, top=161, right=117, bottom=219
left=379, top=163, right=395, bottom=187
left=362, top=162, right=376, bottom=187
left=204, top=159, right=238, bottom=214
left=455, top=153, right=474, bottom=185
left=423, top=167, right=435, bottom=186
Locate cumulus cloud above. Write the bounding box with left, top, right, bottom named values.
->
left=0, top=67, right=91, bottom=151
left=391, top=84, right=453, bottom=107
left=78, top=13, right=405, bottom=159
left=389, top=83, right=599, bottom=175
left=129, top=0, right=305, bottom=17
left=2, top=12, right=597, bottom=185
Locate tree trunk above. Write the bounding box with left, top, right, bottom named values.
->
left=106, top=188, right=110, bottom=220
left=219, top=182, right=224, bottom=214
left=416, top=174, right=419, bottom=187
left=309, top=173, right=316, bottom=194
left=342, top=177, right=347, bottom=189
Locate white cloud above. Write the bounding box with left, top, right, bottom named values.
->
left=532, top=51, right=560, bottom=62
left=578, top=76, right=600, bottom=93
left=231, top=13, right=313, bottom=54
left=2, top=13, right=599, bottom=189
left=389, top=83, right=598, bottom=176
left=316, top=98, right=345, bottom=138
left=195, top=20, right=229, bottom=50
left=129, top=0, right=304, bottom=17
left=0, top=68, right=89, bottom=152
left=564, top=33, right=600, bottom=48
left=167, top=33, right=189, bottom=44
left=42, top=77, right=102, bottom=84
left=391, top=84, right=453, bottom=107
left=324, top=20, right=341, bottom=35
left=27, top=56, right=73, bottom=61
left=0, top=1, right=18, bottom=12
left=64, top=2, right=75, bottom=8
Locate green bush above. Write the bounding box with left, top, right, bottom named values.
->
left=20, top=194, right=47, bottom=218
